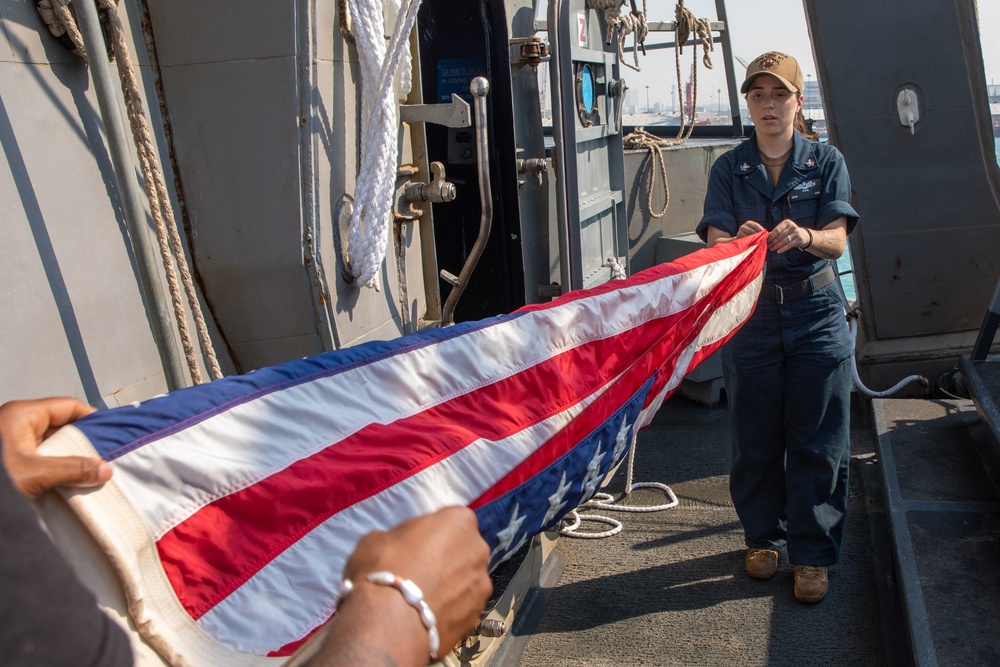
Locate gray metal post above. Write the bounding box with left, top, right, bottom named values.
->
left=714, top=0, right=744, bottom=136
left=76, top=0, right=186, bottom=390
left=972, top=273, right=1000, bottom=360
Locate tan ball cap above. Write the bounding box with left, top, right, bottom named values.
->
left=741, top=52, right=804, bottom=94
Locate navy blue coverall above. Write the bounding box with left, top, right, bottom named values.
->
left=697, top=131, right=859, bottom=566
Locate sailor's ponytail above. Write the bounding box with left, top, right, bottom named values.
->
left=794, top=100, right=819, bottom=141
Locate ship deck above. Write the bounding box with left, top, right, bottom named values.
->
left=497, top=391, right=962, bottom=666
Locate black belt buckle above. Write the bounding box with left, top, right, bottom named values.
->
left=763, top=265, right=835, bottom=304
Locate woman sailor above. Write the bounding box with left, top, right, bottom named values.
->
left=696, top=51, right=859, bottom=603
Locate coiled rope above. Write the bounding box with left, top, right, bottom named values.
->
left=344, top=0, right=421, bottom=290
left=606, top=255, right=627, bottom=280
left=37, top=0, right=222, bottom=384
left=587, top=0, right=649, bottom=73
left=622, top=1, right=713, bottom=219
left=560, top=428, right=679, bottom=539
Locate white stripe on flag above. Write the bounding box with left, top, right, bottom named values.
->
left=194, top=383, right=608, bottom=654
left=636, top=269, right=763, bottom=429
left=111, top=249, right=753, bottom=540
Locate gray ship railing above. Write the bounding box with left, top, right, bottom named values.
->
left=960, top=271, right=1000, bottom=451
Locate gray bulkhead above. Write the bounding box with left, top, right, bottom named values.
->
left=0, top=0, right=728, bottom=407
left=805, top=0, right=1000, bottom=387
left=1, top=0, right=441, bottom=403
left=146, top=0, right=432, bottom=371
left=1, top=0, right=190, bottom=405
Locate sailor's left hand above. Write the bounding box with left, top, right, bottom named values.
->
left=768, top=219, right=807, bottom=254
left=0, top=397, right=110, bottom=499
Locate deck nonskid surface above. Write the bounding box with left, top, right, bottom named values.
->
left=516, top=395, right=887, bottom=667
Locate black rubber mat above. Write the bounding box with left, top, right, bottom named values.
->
left=907, top=510, right=1000, bottom=665
left=874, top=398, right=1000, bottom=667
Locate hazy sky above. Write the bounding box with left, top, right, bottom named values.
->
left=616, top=0, right=1000, bottom=110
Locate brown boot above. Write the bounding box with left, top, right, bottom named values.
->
left=793, top=565, right=828, bottom=603
left=745, top=547, right=779, bottom=579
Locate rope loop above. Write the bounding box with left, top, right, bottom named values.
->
left=668, top=2, right=715, bottom=140
left=606, top=255, right=627, bottom=280
left=559, top=427, right=678, bottom=540
left=559, top=509, right=623, bottom=539
left=622, top=2, right=714, bottom=220
left=623, top=127, right=673, bottom=219
left=344, top=0, right=422, bottom=290
left=37, top=0, right=87, bottom=58
left=675, top=0, right=714, bottom=69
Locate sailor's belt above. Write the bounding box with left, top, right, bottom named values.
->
left=760, top=264, right=836, bottom=304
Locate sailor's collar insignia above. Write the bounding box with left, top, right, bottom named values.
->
left=805, top=158, right=815, bottom=167
left=740, top=162, right=751, bottom=171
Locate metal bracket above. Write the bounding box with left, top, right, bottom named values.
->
left=516, top=157, right=548, bottom=188
left=510, top=36, right=550, bottom=68
left=537, top=283, right=562, bottom=299
left=394, top=162, right=458, bottom=220
left=334, top=194, right=356, bottom=284
left=400, top=94, right=471, bottom=128
left=896, top=85, right=921, bottom=135
left=611, top=78, right=626, bottom=134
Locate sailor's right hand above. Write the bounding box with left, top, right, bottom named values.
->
left=342, top=506, right=493, bottom=658
left=0, top=397, right=111, bottom=499
left=315, top=506, right=492, bottom=666
left=736, top=220, right=766, bottom=238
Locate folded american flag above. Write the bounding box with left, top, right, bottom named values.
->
left=40, top=234, right=765, bottom=664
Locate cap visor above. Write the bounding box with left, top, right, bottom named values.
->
left=741, top=72, right=798, bottom=94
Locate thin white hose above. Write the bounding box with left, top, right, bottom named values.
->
left=846, top=310, right=927, bottom=398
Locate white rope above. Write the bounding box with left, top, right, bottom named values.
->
left=606, top=256, right=627, bottom=280
left=559, top=510, right=623, bottom=539
left=345, top=0, right=421, bottom=289
left=560, top=429, right=678, bottom=539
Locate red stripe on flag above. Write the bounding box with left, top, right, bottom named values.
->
left=157, top=235, right=766, bottom=630
left=643, top=239, right=764, bottom=407
left=158, top=307, right=690, bottom=619
left=474, top=235, right=766, bottom=504
left=267, top=627, right=321, bottom=658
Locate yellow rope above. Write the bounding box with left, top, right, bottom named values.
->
left=37, top=0, right=223, bottom=384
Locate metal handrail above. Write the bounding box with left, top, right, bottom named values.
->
left=971, top=273, right=1000, bottom=360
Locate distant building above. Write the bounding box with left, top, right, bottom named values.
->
left=802, top=79, right=823, bottom=110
